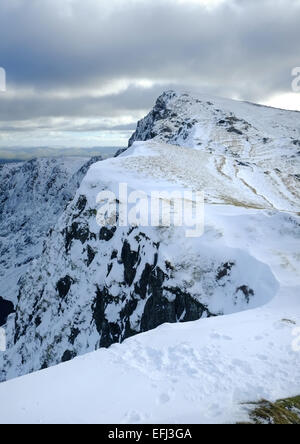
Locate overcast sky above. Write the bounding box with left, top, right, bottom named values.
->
left=0, top=0, right=299, bottom=156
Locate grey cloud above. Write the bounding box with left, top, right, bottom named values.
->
left=0, top=0, right=298, bottom=92
left=0, top=146, right=119, bottom=161
left=0, top=0, right=299, bottom=144
left=0, top=83, right=170, bottom=121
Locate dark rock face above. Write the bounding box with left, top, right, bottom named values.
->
left=74, top=195, right=87, bottom=217
left=87, top=228, right=256, bottom=354
left=217, top=262, right=235, bottom=281
left=141, top=292, right=209, bottom=331
left=63, top=222, right=95, bottom=252
left=114, top=148, right=128, bottom=157
left=91, top=238, right=214, bottom=349
left=86, top=245, right=96, bottom=267
left=99, top=226, right=117, bottom=242
left=92, top=286, right=123, bottom=348
left=0, top=297, right=14, bottom=326
left=128, top=91, right=177, bottom=147
left=140, top=276, right=213, bottom=332
left=235, top=286, right=255, bottom=304
left=56, top=276, right=74, bottom=299
left=134, top=263, right=153, bottom=299
left=121, top=240, right=140, bottom=286
left=227, top=127, right=243, bottom=135
left=61, top=350, right=76, bottom=363
left=69, top=328, right=80, bottom=345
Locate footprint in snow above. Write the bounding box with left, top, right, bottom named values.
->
left=121, top=410, right=143, bottom=424
left=257, top=354, right=269, bottom=361
left=158, top=393, right=171, bottom=405
left=210, top=332, right=221, bottom=340
left=222, top=335, right=233, bottom=341
left=232, top=359, right=254, bottom=375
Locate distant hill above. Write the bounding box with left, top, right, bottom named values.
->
left=0, top=146, right=120, bottom=162
left=0, top=159, right=23, bottom=164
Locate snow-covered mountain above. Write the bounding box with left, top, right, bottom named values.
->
left=0, top=91, right=299, bottom=419
left=0, top=156, right=101, bottom=315
left=129, top=91, right=300, bottom=212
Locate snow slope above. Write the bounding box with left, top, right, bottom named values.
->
left=0, top=91, right=299, bottom=423
left=0, top=281, right=299, bottom=424
left=129, top=91, right=300, bottom=213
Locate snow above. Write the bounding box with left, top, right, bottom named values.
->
left=0, top=196, right=299, bottom=423
left=0, top=284, right=299, bottom=424
left=0, top=90, right=299, bottom=423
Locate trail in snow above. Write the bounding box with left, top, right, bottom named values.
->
left=0, top=285, right=299, bottom=424
left=120, top=141, right=300, bottom=213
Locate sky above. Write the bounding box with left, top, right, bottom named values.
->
left=0, top=0, right=299, bottom=157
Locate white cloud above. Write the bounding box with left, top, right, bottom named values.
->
left=177, top=0, right=226, bottom=8
left=261, top=92, right=300, bottom=111
left=0, top=0, right=299, bottom=150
